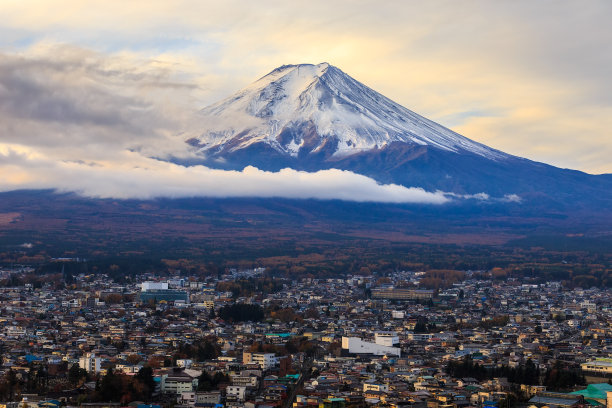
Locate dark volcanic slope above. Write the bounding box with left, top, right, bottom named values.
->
left=1, top=191, right=610, bottom=261
left=189, top=140, right=612, bottom=210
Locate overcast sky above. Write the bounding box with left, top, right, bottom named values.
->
left=0, top=1, right=610, bottom=201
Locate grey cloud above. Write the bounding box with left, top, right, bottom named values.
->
left=0, top=68, right=134, bottom=128
left=0, top=45, right=195, bottom=155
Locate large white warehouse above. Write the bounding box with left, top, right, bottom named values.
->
left=341, top=336, right=401, bottom=357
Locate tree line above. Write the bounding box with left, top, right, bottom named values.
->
left=446, top=357, right=586, bottom=390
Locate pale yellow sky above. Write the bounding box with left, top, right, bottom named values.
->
left=0, top=0, right=611, bottom=174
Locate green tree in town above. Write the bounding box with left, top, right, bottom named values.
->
left=135, top=366, right=156, bottom=400
left=68, top=363, right=88, bottom=386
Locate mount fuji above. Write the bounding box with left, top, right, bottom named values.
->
left=0, top=64, right=610, bottom=262
left=190, top=63, right=505, bottom=160
left=186, top=63, right=611, bottom=208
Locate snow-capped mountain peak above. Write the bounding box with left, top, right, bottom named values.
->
left=190, top=63, right=508, bottom=160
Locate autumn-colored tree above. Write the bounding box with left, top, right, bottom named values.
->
left=269, top=307, right=302, bottom=323
left=147, top=355, right=166, bottom=369
left=126, top=354, right=142, bottom=364
left=105, top=293, right=123, bottom=304
left=304, top=307, right=319, bottom=319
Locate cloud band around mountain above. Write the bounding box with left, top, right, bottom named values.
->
left=0, top=147, right=449, bottom=204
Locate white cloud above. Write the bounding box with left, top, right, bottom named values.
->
left=0, top=145, right=449, bottom=203
left=502, top=194, right=521, bottom=203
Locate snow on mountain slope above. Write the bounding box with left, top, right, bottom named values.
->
left=191, top=63, right=509, bottom=160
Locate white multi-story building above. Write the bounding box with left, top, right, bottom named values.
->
left=196, top=391, right=222, bottom=405
left=226, top=386, right=246, bottom=402
left=79, top=352, right=101, bottom=374
left=168, top=278, right=185, bottom=288
left=161, top=373, right=196, bottom=394
left=178, top=391, right=196, bottom=405
left=243, top=352, right=278, bottom=370
left=231, top=374, right=259, bottom=388
left=375, top=331, right=399, bottom=347
left=407, top=333, right=434, bottom=342
left=141, top=281, right=169, bottom=291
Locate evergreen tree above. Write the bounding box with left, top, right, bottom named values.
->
left=68, top=363, right=88, bottom=385
left=98, top=369, right=122, bottom=402
left=135, top=366, right=156, bottom=400
left=197, top=371, right=213, bottom=391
